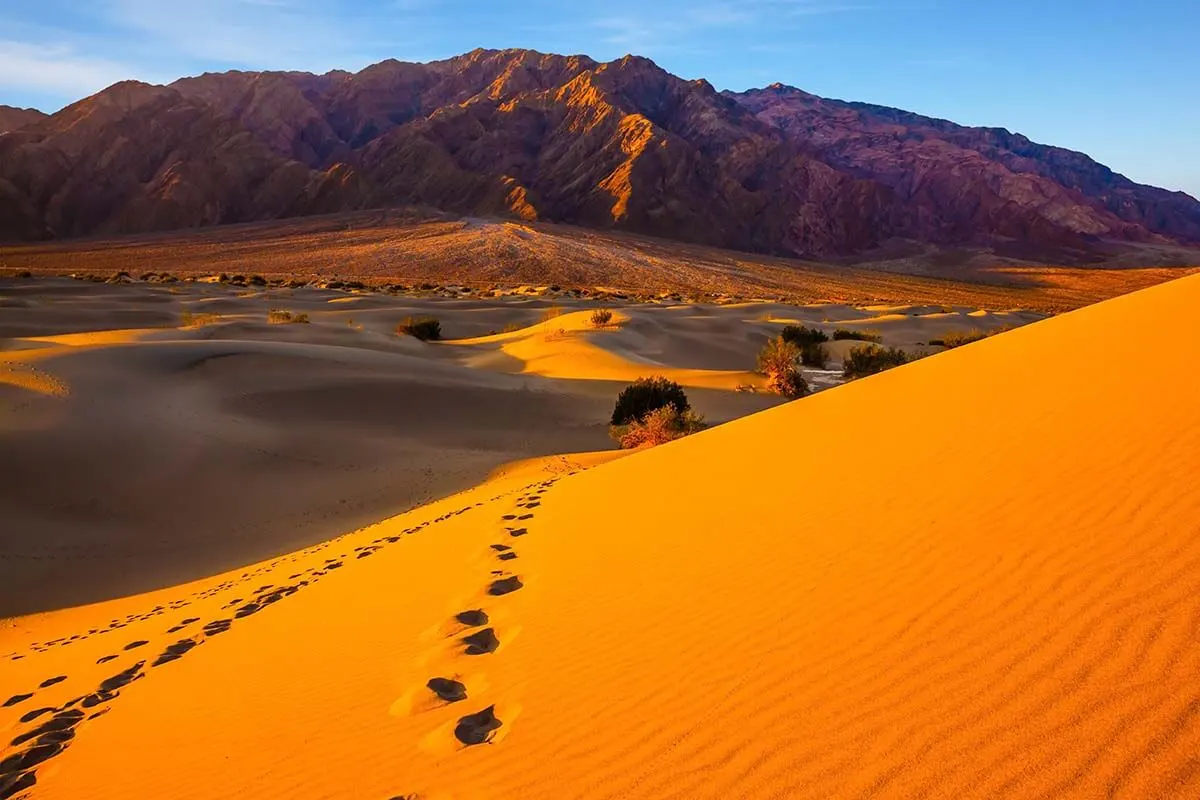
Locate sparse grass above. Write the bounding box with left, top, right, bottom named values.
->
left=180, top=310, right=224, bottom=327
left=590, top=308, right=614, bottom=327
left=541, top=306, right=564, bottom=322
left=396, top=316, right=442, bottom=341
left=832, top=328, right=883, bottom=343
left=756, top=337, right=808, bottom=398
left=611, top=376, right=690, bottom=426
left=842, top=344, right=911, bottom=379
left=611, top=406, right=706, bottom=449
left=930, top=329, right=986, bottom=348
left=268, top=309, right=309, bottom=324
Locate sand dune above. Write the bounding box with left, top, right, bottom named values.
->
left=2, top=274, right=1196, bottom=798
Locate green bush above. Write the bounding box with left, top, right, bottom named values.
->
left=780, top=325, right=828, bottom=347
left=756, top=337, right=808, bottom=398
left=832, top=328, right=882, bottom=343
left=800, top=342, right=828, bottom=369
left=611, top=406, right=706, bottom=449
left=397, top=316, right=442, bottom=341
left=930, top=329, right=986, bottom=348
left=611, top=377, right=690, bottom=426
left=843, top=345, right=910, bottom=380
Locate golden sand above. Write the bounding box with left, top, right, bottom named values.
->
left=3, top=276, right=1197, bottom=798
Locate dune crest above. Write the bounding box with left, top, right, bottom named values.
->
left=2, top=275, right=1199, bottom=798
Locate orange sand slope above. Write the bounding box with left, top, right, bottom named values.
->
left=3, top=275, right=1200, bottom=799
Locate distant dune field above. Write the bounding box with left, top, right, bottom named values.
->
left=0, top=276, right=1033, bottom=617
left=1, top=273, right=1197, bottom=798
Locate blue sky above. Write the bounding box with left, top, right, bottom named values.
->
left=1, top=0, right=1196, bottom=196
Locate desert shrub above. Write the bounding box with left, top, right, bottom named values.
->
left=611, top=406, right=707, bottom=449
left=800, top=342, right=829, bottom=369
left=930, top=329, right=986, bottom=348
left=590, top=308, right=614, bottom=327
left=180, top=311, right=223, bottom=327
left=756, top=337, right=808, bottom=398
left=541, top=306, right=564, bottom=322
left=396, top=316, right=442, bottom=341
left=780, top=324, right=828, bottom=347
left=832, top=328, right=883, bottom=343
left=248, top=275, right=267, bottom=287
left=268, top=309, right=309, bottom=324
left=611, top=376, right=690, bottom=426
left=842, top=344, right=910, bottom=379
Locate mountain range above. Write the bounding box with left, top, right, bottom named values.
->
left=1, top=48, right=1197, bottom=262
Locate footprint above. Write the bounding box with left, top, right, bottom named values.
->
left=123, top=640, right=148, bottom=651
left=0, top=771, right=37, bottom=798
left=508, top=528, right=528, bottom=538
left=10, top=708, right=83, bottom=747
left=38, top=676, right=67, bottom=688
left=497, top=552, right=518, bottom=562
left=462, top=629, right=500, bottom=655
left=17, top=707, right=54, bottom=724
left=203, top=619, right=232, bottom=636
left=490, top=544, right=511, bottom=552
left=98, top=662, right=145, bottom=693
left=152, top=639, right=198, bottom=667
left=488, top=577, right=523, bottom=596
left=2, top=694, right=32, bottom=708
left=96, top=655, right=118, bottom=665
left=426, top=678, right=467, bottom=703
left=454, top=706, right=502, bottom=745
left=455, top=610, right=489, bottom=627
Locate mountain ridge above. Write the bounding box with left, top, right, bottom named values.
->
left=1, top=48, right=1196, bottom=263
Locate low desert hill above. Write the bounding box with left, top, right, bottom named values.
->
left=0, top=106, right=45, bottom=134
left=2, top=272, right=1196, bottom=799
left=3, top=211, right=1196, bottom=313
left=1, top=48, right=1198, bottom=265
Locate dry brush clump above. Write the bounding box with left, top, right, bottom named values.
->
left=610, top=376, right=692, bottom=426
left=756, top=337, right=809, bottom=398
left=267, top=309, right=309, bottom=324
left=832, top=328, right=882, bottom=343
left=396, top=316, right=442, bottom=341
left=612, top=406, right=707, bottom=449
left=179, top=310, right=224, bottom=327
left=590, top=308, right=614, bottom=327
left=609, top=377, right=706, bottom=449
left=779, top=324, right=830, bottom=367
left=842, top=344, right=911, bottom=379
left=930, top=329, right=986, bottom=348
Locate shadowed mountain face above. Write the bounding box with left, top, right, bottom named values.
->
left=0, top=105, right=46, bottom=133
left=1, top=48, right=1197, bottom=261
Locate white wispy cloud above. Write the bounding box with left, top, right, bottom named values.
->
left=592, top=0, right=868, bottom=56
left=0, top=40, right=136, bottom=97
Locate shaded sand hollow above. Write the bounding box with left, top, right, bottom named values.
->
left=0, top=278, right=1035, bottom=617
left=2, top=274, right=1197, bottom=797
